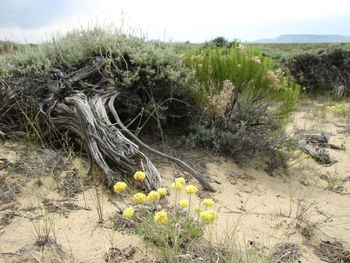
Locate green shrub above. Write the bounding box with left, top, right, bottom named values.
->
left=0, top=28, right=197, bottom=136
left=205, top=37, right=241, bottom=49
left=181, top=45, right=299, bottom=168
left=183, top=46, right=299, bottom=120
left=137, top=211, right=204, bottom=261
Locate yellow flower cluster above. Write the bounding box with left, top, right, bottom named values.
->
left=154, top=210, right=168, bottom=224
left=200, top=210, right=218, bottom=223
left=175, top=177, right=186, bottom=185
left=169, top=178, right=185, bottom=197
left=203, top=198, right=215, bottom=207
left=147, top=191, right=160, bottom=202
left=133, top=189, right=164, bottom=203
left=123, top=207, right=134, bottom=218
left=134, top=171, right=146, bottom=181
left=179, top=200, right=189, bottom=208
left=157, top=188, right=167, bottom=196
left=185, top=185, right=198, bottom=194
left=133, top=193, right=146, bottom=203
left=116, top=170, right=220, bottom=227
left=171, top=182, right=183, bottom=190
left=325, top=105, right=347, bottom=113
left=114, top=182, right=127, bottom=193
left=194, top=205, right=202, bottom=212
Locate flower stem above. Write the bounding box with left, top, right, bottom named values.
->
left=187, top=194, right=192, bottom=218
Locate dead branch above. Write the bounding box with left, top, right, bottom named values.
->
left=299, top=133, right=344, bottom=164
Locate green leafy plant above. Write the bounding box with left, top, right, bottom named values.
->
left=137, top=212, right=204, bottom=262
left=180, top=45, right=299, bottom=168
left=183, top=45, right=299, bottom=120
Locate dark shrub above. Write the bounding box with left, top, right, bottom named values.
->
left=287, top=49, right=350, bottom=96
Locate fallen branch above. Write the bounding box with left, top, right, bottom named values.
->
left=108, top=93, right=214, bottom=192
left=299, top=140, right=332, bottom=164
left=299, top=133, right=344, bottom=164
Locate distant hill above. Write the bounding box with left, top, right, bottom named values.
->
left=252, top=34, right=350, bottom=43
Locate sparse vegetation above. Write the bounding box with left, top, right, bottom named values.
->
left=1, top=29, right=350, bottom=263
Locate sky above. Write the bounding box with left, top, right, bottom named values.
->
left=0, top=0, right=350, bottom=43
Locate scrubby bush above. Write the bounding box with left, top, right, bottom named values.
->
left=205, top=36, right=240, bottom=49
left=0, top=28, right=196, bottom=136
left=287, top=49, right=350, bottom=96
left=182, top=45, right=299, bottom=168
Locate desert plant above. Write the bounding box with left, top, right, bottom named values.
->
left=31, top=204, right=57, bottom=246
left=205, top=37, right=241, bottom=49
left=90, top=186, right=104, bottom=223
left=182, top=45, right=299, bottom=168
left=183, top=46, right=299, bottom=120
left=137, top=212, right=204, bottom=262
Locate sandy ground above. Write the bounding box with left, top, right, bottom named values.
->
left=0, top=100, right=349, bottom=263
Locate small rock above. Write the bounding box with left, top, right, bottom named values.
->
left=334, top=185, right=346, bottom=193
left=319, top=174, right=329, bottom=181
left=300, top=180, right=310, bottom=186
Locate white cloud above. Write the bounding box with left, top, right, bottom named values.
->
left=1, top=0, right=350, bottom=43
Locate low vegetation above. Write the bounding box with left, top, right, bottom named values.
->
left=2, top=29, right=350, bottom=263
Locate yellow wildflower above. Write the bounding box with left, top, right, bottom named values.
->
left=200, top=210, right=218, bottom=223
left=179, top=200, right=189, bottom=208
left=147, top=190, right=160, bottom=202
left=122, top=207, right=134, bottom=218
left=113, top=182, right=127, bottom=193
left=185, top=185, right=198, bottom=194
left=171, top=182, right=183, bottom=190
left=175, top=177, right=186, bottom=185
left=134, top=171, right=146, bottom=181
left=154, top=210, right=168, bottom=224
left=203, top=198, right=215, bottom=207
left=194, top=205, right=202, bottom=212
left=157, top=188, right=168, bottom=196
left=133, top=193, right=146, bottom=203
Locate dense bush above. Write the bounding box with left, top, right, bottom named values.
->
left=182, top=45, right=299, bottom=168
left=287, top=49, right=350, bottom=96
left=0, top=28, right=196, bottom=135
left=204, top=36, right=240, bottom=49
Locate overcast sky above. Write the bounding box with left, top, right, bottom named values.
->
left=1, top=0, right=350, bottom=43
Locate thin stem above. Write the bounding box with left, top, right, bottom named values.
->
left=187, top=194, right=192, bottom=218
